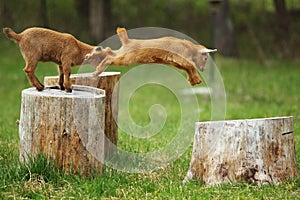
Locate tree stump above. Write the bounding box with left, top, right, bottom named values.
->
left=44, top=72, right=120, bottom=157
left=184, top=116, right=299, bottom=185
left=19, top=85, right=106, bottom=175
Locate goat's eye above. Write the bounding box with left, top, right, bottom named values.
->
left=96, top=46, right=103, bottom=51
left=85, top=54, right=90, bottom=60
left=203, top=56, right=208, bottom=61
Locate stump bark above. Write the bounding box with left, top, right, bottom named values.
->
left=184, top=116, right=299, bottom=185
left=19, top=85, right=106, bottom=175
left=44, top=72, right=120, bottom=157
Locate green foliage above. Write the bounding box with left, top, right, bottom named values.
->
left=1, top=0, right=300, bottom=58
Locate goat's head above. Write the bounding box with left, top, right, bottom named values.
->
left=83, top=46, right=114, bottom=67
left=197, top=48, right=217, bottom=72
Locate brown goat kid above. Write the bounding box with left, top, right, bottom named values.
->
left=3, top=27, right=96, bottom=92
left=85, top=28, right=217, bottom=86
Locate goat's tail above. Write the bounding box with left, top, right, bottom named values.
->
left=3, top=27, right=21, bottom=43
left=117, top=27, right=129, bottom=45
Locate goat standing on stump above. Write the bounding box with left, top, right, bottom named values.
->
left=3, top=27, right=96, bottom=92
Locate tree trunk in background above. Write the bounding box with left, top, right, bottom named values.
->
left=273, top=0, right=290, bottom=56
left=0, top=1, right=14, bottom=26
left=273, top=0, right=290, bottom=40
left=89, top=0, right=111, bottom=42
left=40, top=0, right=49, bottom=28
left=214, top=0, right=239, bottom=57
left=75, top=0, right=90, bottom=31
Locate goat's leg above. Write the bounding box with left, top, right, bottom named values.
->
left=172, top=63, right=202, bottom=86
left=57, top=65, right=65, bottom=90
left=62, top=66, right=72, bottom=93
left=23, top=61, right=44, bottom=91
left=93, top=56, right=114, bottom=76
left=61, top=55, right=73, bottom=92
left=186, top=65, right=202, bottom=86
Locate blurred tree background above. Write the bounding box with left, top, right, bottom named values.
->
left=1, top=0, right=299, bottom=59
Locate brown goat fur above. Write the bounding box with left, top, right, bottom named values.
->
left=3, top=27, right=96, bottom=92
left=84, top=27, right=217, bottom=86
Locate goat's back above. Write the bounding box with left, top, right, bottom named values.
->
left=20, top=27, right=76, bottom=47
left=120, top=37, right=200, bottom=59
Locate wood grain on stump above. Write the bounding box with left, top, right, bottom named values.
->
left=44, top=72, right=120, bottom=157
left=19, top=85, right=106, bottom=175
left=184, top=116, right=299, bottom=185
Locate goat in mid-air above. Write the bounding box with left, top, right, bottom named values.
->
left=84, top=27, right=217, bottom=85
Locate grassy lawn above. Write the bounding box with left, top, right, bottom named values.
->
left=0, top=37, right=300, bottom=199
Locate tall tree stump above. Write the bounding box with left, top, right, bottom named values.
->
left=44, top=72, right=120, bottom=157
left=184, top=116, right=299, bottom=185
left=19, top=85, right=106, bottom=175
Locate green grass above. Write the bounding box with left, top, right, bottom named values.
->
left=0, top=37, right=300, bottom=199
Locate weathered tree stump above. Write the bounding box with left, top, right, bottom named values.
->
left=44, top=72, right=120, bottom=157
left=184, top=116, right=299, bottom=185
left=19, top=85, right=106, bottom=175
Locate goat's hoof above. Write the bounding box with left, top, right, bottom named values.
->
left=36, top=85, right=45, bottom=91
left=189, top=78, right=202, bottom=86
left=60, top=85, right=65, bottom=91
left=93, top=72, right=99, bottom=77
left=196, top=79, right=202, bottom=84
left=66, top=88, right=72, bottom=93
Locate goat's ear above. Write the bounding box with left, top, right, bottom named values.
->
left=85, top=54, right=91, bottom=60
left=199, top=48, right=217, bottom=54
